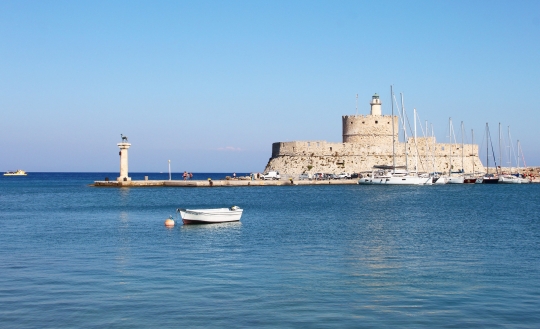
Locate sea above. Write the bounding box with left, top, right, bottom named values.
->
left=1, top=172, right=539, bottom=328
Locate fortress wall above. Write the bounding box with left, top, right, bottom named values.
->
left=264, top=152, right=485, bottom=176
left=266, top=139, right=485, bottom=176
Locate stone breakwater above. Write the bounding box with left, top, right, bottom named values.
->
left=91, top=179, right=359, bottom=187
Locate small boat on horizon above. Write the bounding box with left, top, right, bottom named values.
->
left=3, top=169, right=27, bottom=176
left=176, top=206, right=243, bottom=224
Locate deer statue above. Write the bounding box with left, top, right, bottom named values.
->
left=120, top=134, right=128, bottom=142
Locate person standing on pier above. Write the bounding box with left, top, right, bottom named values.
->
left=183, top=171, right=187, bottom=180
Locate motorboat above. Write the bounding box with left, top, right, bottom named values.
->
left=3, top=169, right=27, bottom=176
left=176, top=206, right=243, bottom=224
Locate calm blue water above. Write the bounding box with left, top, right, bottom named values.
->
left=1, top=173, right=539, bottom=328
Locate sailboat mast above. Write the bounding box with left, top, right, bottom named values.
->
left=401, top=93, right=407, bottom=171
left=391, top=86, right=395, bottom=173
left=432, top=124, right=436, bottom=174
left=449, top=118, right=452, bottom=175
left=517, top=139, right=520, bottom=169
left=498, top=122, right=502, bottom=173
left=507, top=126, right=511, bottom=170
left=414, top=108, right=417, bottom=175
left=486, top=123, right=489, bottom=174
left=472, top=129, right=475, bottom=175
left=461, top=121, right=464, bottom=173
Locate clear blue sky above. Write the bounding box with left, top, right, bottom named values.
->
left=1, top=0, right=539, bottom=172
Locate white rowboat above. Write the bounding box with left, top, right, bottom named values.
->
left=176, top=206, right=243, bottom=224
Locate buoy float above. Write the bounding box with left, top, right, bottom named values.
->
left=164, top=216, right=175, bottom=227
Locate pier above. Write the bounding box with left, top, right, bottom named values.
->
left=91, top=179, right=359, bottom=187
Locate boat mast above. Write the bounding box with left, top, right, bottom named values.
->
left=432, top=124, right=436, bottom=174
left=391, top=86, right=395, bottom=173
left=449, top=117, right=452, bottom=175
left=507, top=126, right=512, bottom=171
left=471, top=129, right=475, bottom=175
left=517, top=139, right=521, bottom=169
left=401, top=93, right=408, bottom=171
left=486, top=123, right=489, bottom=175
left=414, top=108, right=418, bottom=175
left=498, top=122, right=502, bottom=174
left=461, top=121, right=464, bottom=173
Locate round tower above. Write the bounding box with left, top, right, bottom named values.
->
left=342, top=93, right=397, bottom=150
left=370, top=93, right=382, bottom=115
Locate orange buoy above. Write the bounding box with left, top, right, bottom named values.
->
left=164, top=216, right=175, bottom=227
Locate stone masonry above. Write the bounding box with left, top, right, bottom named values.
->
left=264, top=94, right=485, bottom=176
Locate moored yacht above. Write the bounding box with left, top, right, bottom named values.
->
left=358, top=166, right=432, bottom=185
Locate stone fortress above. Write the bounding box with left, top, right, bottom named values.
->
left=264, top=93, right=485, bottom=176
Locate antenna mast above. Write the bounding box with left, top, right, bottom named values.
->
left=355, top=94, right=358, bottom=116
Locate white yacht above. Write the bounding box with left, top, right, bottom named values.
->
left=358, top=166, right=432, bottom=185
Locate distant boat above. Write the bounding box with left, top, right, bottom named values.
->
left=3, top=169, right=27, bottom=176
left=176, top=206, right=243, bottom=224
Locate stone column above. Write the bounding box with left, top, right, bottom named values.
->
left=117, top=143, right=132, bottom=181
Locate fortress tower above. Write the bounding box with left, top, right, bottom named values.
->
left=342, top=94, right=398, bottom=151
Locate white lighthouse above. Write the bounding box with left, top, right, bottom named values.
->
left=370, top=93, right=382, bottom=116
left=117, top=135, right=131, bottom=182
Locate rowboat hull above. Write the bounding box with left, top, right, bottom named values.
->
left=177, top=207, right=243, bottom=224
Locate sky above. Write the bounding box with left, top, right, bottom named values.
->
left=1, top=0, right=539, bottom=172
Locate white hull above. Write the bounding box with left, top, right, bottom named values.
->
left=3, top=169, right=27, bottom=176
left=433, top=176, right=448, bottom=184
left=358, top=175, right=432, bottom=185
left=447, top=176, right=465, bottom=184
left=499, top=175, right=521, bottom=184
left=178, top=207, right=243, bottom=224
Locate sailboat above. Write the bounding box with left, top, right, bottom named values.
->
left=499, top=123, right=521, bottom=184
left=516, top=140, right=531, bottom=183
left=477, top=123, right=499, bottom=184
left=427, top=123, right=447, bottom=184
left=358, top=87, right=431, bottom=185
left=464, top=128, right=478, bottom=183
left=447, top=118, right=464, bottom=184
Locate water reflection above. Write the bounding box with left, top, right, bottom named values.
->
left=115, top=211, right=131, bottom=269
left=180, top=221, right=242, bottom=231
